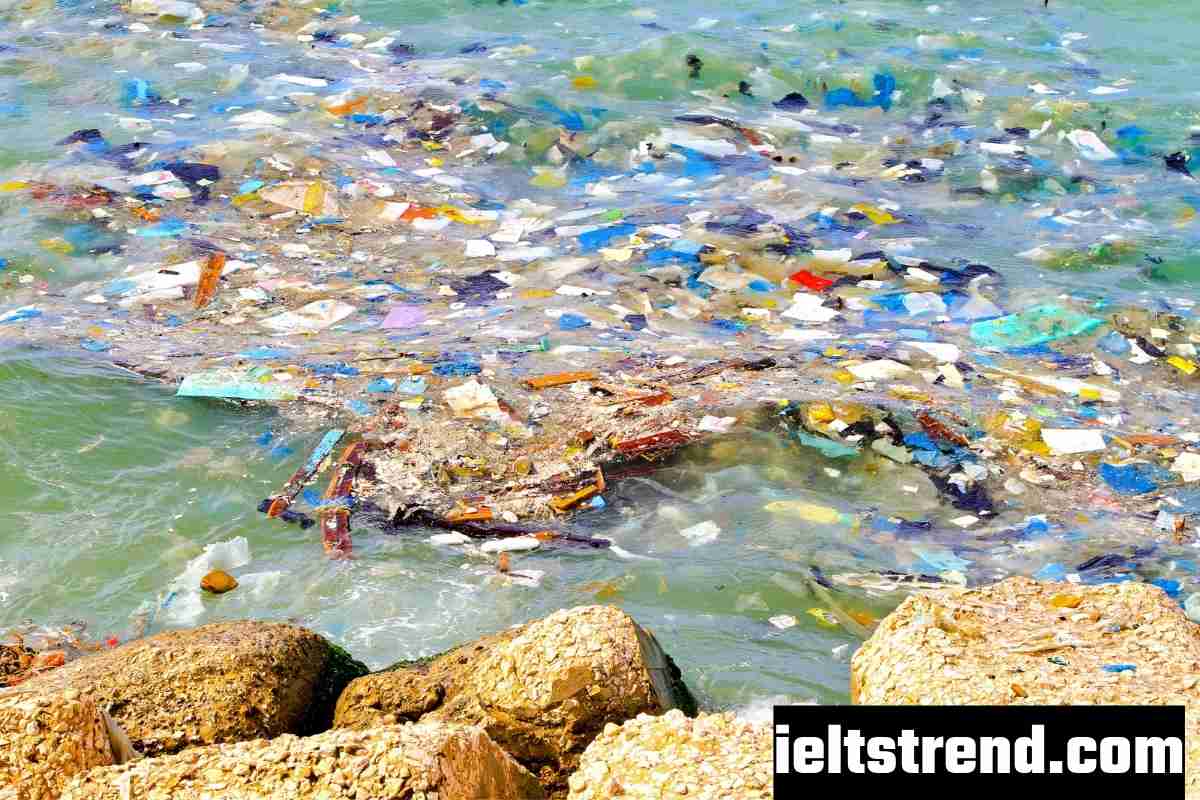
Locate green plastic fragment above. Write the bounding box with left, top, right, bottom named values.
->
left=969, top=304, right=1103, bottom=349
left=177, top=368, right=299, bottom=401
left=792, top=430, right=860, bottom=459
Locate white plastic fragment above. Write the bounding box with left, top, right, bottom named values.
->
left=1041, top=428, right=1106, bottom=454
left=1066, top=129, right=1117, bottom=161
left=429, top=532, right=472, bottom=546
left=846, top=359, right=913, bottom=381
left=680, top=520, right=721, bottom=546
left=129, top=0, right=202, bottom=21
left=1172, top=452, right=1200, bottom=483
left=160, top=537, right=251, bottom=624
left=781, top=294, right=839, bottom=322
left=444, top=379, right=502, bottom=419
left=261, top=300, right=356, bottom=333
left=464, top=239, right=496, bottom=257
left=229, top=110, right=289, bottom=129
left=480, top=536, right=541, bottom=553
left=904, top=341, right=960, bottom=363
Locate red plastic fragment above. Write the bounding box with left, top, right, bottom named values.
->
left=789, top=270, right=835, bottom=292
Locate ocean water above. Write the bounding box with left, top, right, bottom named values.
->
left=0, top=0, right=1198, bottom=711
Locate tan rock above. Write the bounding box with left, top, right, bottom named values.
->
left=5, top=621, right=367, bottom=757
left=567, top=710, right=771, bottom=800
left=0, top=644, right=34, bottom=686
left=334, top=605, right=696, bottom=793
left=199, top=570, right=238, bottom=594
left=851, top=576, right=1200, bottom=795
left=0, top=689, right=115, bottom=800
left=61, top=721, right=544, bottom=800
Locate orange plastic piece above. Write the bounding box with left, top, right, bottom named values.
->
left=446, top=506, right=494, bottom=523
left=325, top=96, right=367, bottom=116
left=522, top=371, right=597, bottom=389
left=265, top=496, right=289, bottom=518
left=194, top=251, right=227, bottom=309
left=548, top=469, right=605, bottom=513
left=399, top=205, right=438, bottom=222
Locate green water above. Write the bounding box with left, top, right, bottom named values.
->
left=0, top=350, right=865, bottom=707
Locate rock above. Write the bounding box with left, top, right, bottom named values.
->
left=0, top=689, right=116, bottom=799
left=1186, top=592, right=1200, bottom=624
left=6, top=621, right=367, bottom=757
left=850, top=576, right=1200, bottom=793
left=199, top=569, right=238, bottom=594
left=61, top=721, right=544, bottom=800
left=0, top=644, right=35, bottom=685
left=567, top=710, right=771, bottom=800
left=334, top=605, right=696, bottom=793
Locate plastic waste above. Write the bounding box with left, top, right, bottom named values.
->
left=679, top=520, right=721, bottom=545
left=160, top=537, right=250, bottom=624
left=177, top=369, right=299, bottom=401
left=444, top=380, right=502, bottom=419
left=970, top=304, right=1103, bottom=349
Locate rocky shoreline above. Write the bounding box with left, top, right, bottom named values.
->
left=4, top=578, right=1199, bottom=798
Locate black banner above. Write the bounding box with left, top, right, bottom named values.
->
left=774, top=705, right=1184, bottom=794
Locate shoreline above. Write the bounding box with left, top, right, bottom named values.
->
left=5, top=577, right=1200, bottom=797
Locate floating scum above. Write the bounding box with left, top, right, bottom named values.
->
left=2, top=0, right=1200, bottom=608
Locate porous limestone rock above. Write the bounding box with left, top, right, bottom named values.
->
left=851, top=576, right=1200, bottom=795
left=0, top=689, right=115, bottom=800
left=7, top=621, right=367, bottom=757
left=61, top=720, right=544, bottom=800
left=567, top=710, right=771, bottom=800
left=334, top=605, right=696, bottom=792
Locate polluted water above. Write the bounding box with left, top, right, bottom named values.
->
left=1, top=0, right=1200, bottom=712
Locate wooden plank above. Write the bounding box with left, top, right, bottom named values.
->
left=263, top=429, right=344, bottom=518
left=522, top=371, right=597, bottom=389
left=320, top=441, right=368, bottom=556
left=612, top=429, right=690, bottom=457
left=548, top=469, right=605, bottom=514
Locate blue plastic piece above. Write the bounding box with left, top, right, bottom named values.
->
left=1151, top=578, right=1182, bottom=598
left=432, top=359, right=481, bottom=377
left=970, top=304, right=1104, bottom=349
left=1033, top=563, right=1067, bottom=581
left=558, top=312, right=591, bottom=330
left=1098, top=462, right=1159, bottom=495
